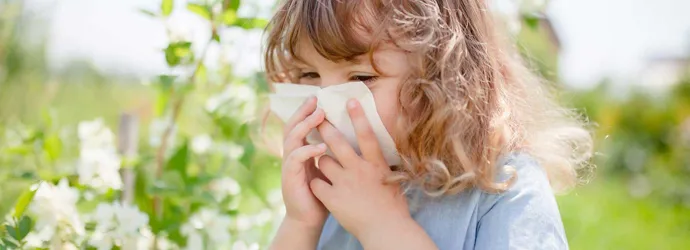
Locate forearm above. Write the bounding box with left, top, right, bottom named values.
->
left=269, top=217, right=323, bottom=250
left=356, top=217, right=438, bottom=250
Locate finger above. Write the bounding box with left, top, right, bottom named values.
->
left=317, top=156, right=343, bottom=183
left=346, top=99, right=387, bottom=166
left=306, top=160, right=331, bottom=185
left=309, top=178, right=332, bottom=205
left=283, top=96, right=317, bottom=136
left=284, top=108, right=325, bottom=153
left=317, top=121, right=360, bottom=167
left=285, top=143, right=327, bottom=175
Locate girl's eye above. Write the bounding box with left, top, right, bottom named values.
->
left=352, top=75, right=379, bottom=84
left=300, top=72, right=320, bottom=79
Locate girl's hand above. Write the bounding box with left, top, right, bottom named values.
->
left=280, top=96, right=329, bottom=230
left=310, top=99, right=411, bottom=239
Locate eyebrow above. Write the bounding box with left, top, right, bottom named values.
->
left=293, top=54, right=371, bottom=70
left=292, top=59, right=315, bottom=70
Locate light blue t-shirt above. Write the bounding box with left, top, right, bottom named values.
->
left=317, top=153, right=568, bottom=250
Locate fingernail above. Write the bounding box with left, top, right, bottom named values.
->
left=347, top=99, right=358, bottom=109
left=317, top=143, right=327, bottom=150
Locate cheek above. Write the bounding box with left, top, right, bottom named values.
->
left=372, top=86, right=400, bottom=136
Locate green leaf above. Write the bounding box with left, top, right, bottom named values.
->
left=12, top=185, right=38, bottom=219
left=239, top=142, right=255, bottom=168
left=158, top=75, right=176, bottom=89
left=139, top=8, right=158, bottom=17
left=235, top=18, right=269, bottom=29
left=41, top=110, right=54, bottom=128
left=155, top=75, right=175, bottom=115
left=212, top=31, right=220, bottom=42
left=155, top=91, right=170, bottom=117
left=1, top=238, right=17, bottom=249
left=221, top=9, right=237, bottom=26
left=222, top=0, right=241, bottom=11
left=17, top=217, right=31, bottom=240
left=161, top=0, right=174, bottom=16
left=164, top=48, right=180, bottom=66
left=4, top=145, right=32, bottom=155
left=165, top=142, right=190, bottom=180
left=43, top=134, right=62, bottom=161
left=3, top=226, right=15, bottom=241
left=196, top=63, right=208, bottom=85
left=187, top=3, right=211, bottom=20
left=164, top=42, right=193, bottom=67
left=523, top=14, right=540, bottom=30
left=134, top=164, right=155, bottom=227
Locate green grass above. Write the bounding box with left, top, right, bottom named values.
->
left=558, top=179, right=690, bottom=250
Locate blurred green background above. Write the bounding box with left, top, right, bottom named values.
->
left=1, top=0, right=690, bottom=249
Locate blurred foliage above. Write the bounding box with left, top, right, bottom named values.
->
left=0, top=0, right=688, bottom=249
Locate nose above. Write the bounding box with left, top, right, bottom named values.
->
left=319, top=75, right=348, bottom=88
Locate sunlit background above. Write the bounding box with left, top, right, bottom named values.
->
left=1, top=0, right=689, bottom=249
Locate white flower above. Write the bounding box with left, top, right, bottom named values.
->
left=191, top=134, right=213, bottom=154
left=28, top=179, right=84, bottom=246
left=149, top=117, right=177, bottom=147
left=184, top=231, right=204, bottom=250
left=218, top=142, right=245, bottom=160
left=220, top=28, right=265, bottom=77
left=267, top=189, right=283, bottom=207
left=209, top=177, right=241, bottom=201
left=519, top=0, right=546, bottom=14
left=3, top=128, right=23, bottom=147
left=78, top=118, right=116, bottom=150
left=77, top=118, right=123, bottom=192
left=232, top=240, right=260, bottom=250
left=89, top=202, right=149, bottom=250
left=205, top=83, right=257, bottom=122
left=78, top=148, right=123, bottom=191
left=234, top=215, right=252, bottom=232
left=181, top=209, right=233, bottom=249
left=237, top=0, right=276, bottom=19
left=489, top=0, right=522, bottom=35
left=137, top=227, right=177, bottom=250
left=252, top=209, right=273, bottom=227
left=166, top=16, right=193, bottom=43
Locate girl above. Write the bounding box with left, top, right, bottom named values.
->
left=265, top=0, right=592, bottom=249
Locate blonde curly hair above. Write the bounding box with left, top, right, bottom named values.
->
left=264, top=0, right=593, bottom=195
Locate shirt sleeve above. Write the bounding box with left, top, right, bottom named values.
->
left=474, top=155, right=569, bottom=250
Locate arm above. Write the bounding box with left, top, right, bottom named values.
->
left=475, top=156, right=569, bottom=249
left=269, top=217, right=323, bottom=250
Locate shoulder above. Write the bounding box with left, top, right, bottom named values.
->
left=474, top=153, right=569, bottom=249
left=478, top=152, right=560, bottom=218
left=489, top=152, right=553, bottom=199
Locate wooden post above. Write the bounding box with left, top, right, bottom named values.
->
left=118, top=113, right=139, bottom=204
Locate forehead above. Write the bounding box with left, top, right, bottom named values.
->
left=294, top=36, right=412, bottom=76
left=283, top=0, right=386, bottom=63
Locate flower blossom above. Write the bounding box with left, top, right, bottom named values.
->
left=88, top=201, right=149, bottom=250
left=25, top=179, right=84, bottom=247
left=181, top=208, right=233, bottom=249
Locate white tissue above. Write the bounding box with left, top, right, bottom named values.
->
left=269, top=81, right=401, bottom=166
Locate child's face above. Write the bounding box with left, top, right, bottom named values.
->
left=295, top=39, right=412, bottom=136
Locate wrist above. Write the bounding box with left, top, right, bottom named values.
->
left=354, top=213, right=415, bottom=245
left=282, top=215, right=326, bottom=236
